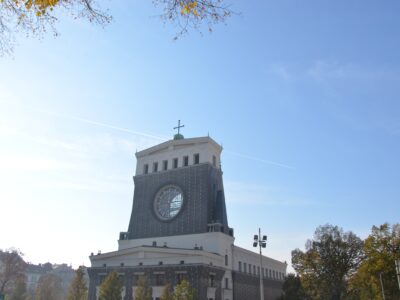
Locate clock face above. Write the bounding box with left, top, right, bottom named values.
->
left=154, top=185, right=184, bottom=221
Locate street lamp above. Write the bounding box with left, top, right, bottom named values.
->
left=253, top=228, right=267, bottom=300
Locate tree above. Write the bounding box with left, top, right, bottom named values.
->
left=0, top=0, right=233, bottom=54
left=98, top=271, right=123, bottom=300
left=277, top=273, right=307, bottom=300
left=292, top=224, right=363, bottom=300
left=0, top=249, right=26, bottom=298
left=8, top=277, right=27, bottom=300
left=347, top=223, right=400, bottom=300
left=34, top=273, right=64, bottom=300
left=154, top=0, right=232, bottom=38
left=67, top=266, right=88, bottom=300
left=160, top=283, right=174, bottom=300
left=173, top=279, right=196, bottom=300
left=134, top=276, right=152, bottom=300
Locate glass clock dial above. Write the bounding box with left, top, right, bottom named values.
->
left=154, top=185, right=183, bottom=220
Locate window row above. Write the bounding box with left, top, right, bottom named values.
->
left=102, top=260, right=186, bottom=271
left=98, top=272, right=227, bottom=292
left=143, top=153, right=202, bottom=174
left=99, top=272, right=188, bottom=287
left=237, top=261, right=285, bottom=280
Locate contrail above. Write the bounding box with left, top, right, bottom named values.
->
left=70, top=116, right=168, bottom=141
left=32, top=107, right=293, bottom=169
left=224, top=150, right=294, bottom=170
left=35, top=108, right=168, bottom=141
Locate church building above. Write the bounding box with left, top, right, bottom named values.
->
left=88, top=129, right=287, bottom=300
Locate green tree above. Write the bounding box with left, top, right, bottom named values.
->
left=8, top=277, right=27, bottom=300
left=277, top=273, right=307, bottom=300
left=160, top=284, right=173, bottom=300
left=347, top=223, right=400, bottom=300
left=173, top=279, right=196, bottom=300
left=134, top=276, right=152, bottom=300
left=35, top=273, right=64, bottom=300
left=0, top=249, right=26, bottom=299
left=292, top=224, right=363, bottom=300
left=67, top=266, right=88, bottom=300
left=98, top=271, right=123, bottom=300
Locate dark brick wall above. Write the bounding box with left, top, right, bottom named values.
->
left=127, top=164, right=230, bottom=239
left=88, top=264, right=225, bottom=300
left=232, top=271, right=283, bottom=300
left=88, top=265, right=283, bottom=300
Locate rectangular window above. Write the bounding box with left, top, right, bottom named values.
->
left=257, top=266, right=260, bottom=276
left=155, top=274, right=164, bottom=286
left=244, top=263, right=247, bottom=274
left=135, top=275, right=145, bottom=284
left=248, top=264, right=251, bottom=274
left=194, top=153, right=200, bottom=164
left=225, top=255, right=228, bottom=266
left=163, top=160, right=168, bottom=171
left=212, top=155, right=216, bottom=167
left=183, top=156, right=189, bottom=166
left=225, top=278, right=228, bottom=289
left=253, top=265, right=256, bottom=275
left=173, top=158, right=178, bottom=168
left=269, top=269, right=272, bottom=278
left=238, top=261, right=242, bottom=272
left=153, top=162, right=158, bottom=172
left=176, top=273, right=186, bottom=284
left=143, top=164, right=149, bottom=174
left=209, top=274, right=215, bottom=287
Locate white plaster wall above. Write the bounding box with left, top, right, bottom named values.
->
left=135, top=137, right=222, bottom=175
left=233, top=246, right=287, bottom=280
left=91, top=249, right=222, bottom=268
left=119, top=232, right=234, bottom=260
left=221, top=270, right=233, bottom=300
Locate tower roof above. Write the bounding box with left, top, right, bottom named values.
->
left=135, top=136, right=222, bottom=158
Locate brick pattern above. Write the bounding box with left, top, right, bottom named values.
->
left=88, top=264, right=225, bottom=300
left=232, top=271, right=283, bottom=300
left=127, top=164, right=230, bottom=239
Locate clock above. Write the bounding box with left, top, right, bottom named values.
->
left=154, top=185, right=184, bottom=221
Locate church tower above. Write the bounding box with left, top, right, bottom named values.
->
left=122, top=134, right=232, bottom=241
left=88, top=127, right=286, bottom=300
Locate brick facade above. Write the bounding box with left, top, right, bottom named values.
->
left=88, top=264, right=226, bottom=300
left=127, top=163, right=231, bottom=239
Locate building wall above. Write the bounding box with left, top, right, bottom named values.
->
left=233, top=271, right=283, bottom=300
left=88, top=264, right=283, bottom=300
left=127, top=163, right=230, bottom=239
left=118, top=232, right=234, bottom=265
left=233, top=246, right=287, bottom=281
left=90, top=246, right=224, bottom=269
left=135, top=137, right=222, bottom=176
left=88, top=264, right=226, bottom=300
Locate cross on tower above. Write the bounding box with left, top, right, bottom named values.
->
left=174, top=120, right=184, bottom=135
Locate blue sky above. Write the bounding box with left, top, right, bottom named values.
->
left=1, top=0, right=400, bottom=271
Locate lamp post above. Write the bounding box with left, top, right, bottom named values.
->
left=253, top=228, right=267, bottom=300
